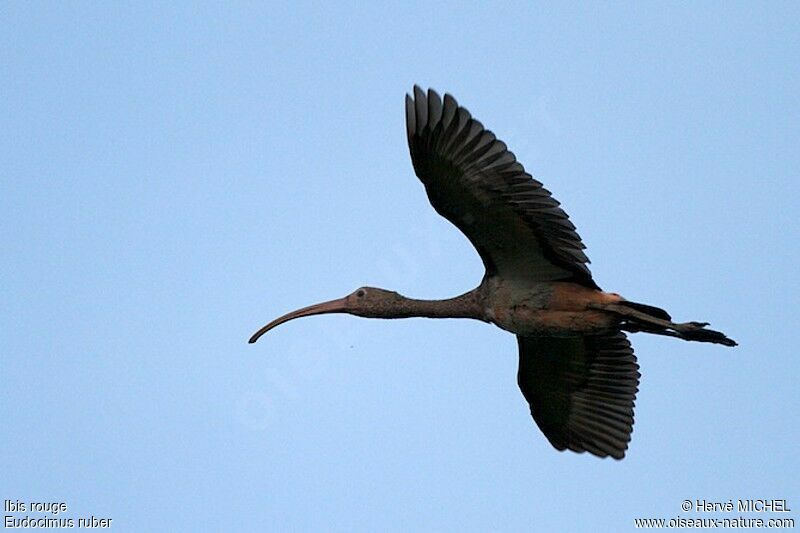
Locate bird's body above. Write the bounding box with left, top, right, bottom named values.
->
left=483, top=279, right=623, bottom=337
left=250, top=87, right=736, bottom=459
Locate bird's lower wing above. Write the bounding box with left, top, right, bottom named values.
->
left=517, top=332, right=640, bottom=459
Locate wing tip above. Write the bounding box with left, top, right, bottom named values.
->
left=408, top=86, right=447, bottom=133
left=405, top=93, right=416, bottom=139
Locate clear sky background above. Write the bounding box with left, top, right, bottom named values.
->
left=2, top=2, right=798, bottom=531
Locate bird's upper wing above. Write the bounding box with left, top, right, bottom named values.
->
left=517, top=332, right=639, bottom=459
left=406, top=86, right=597, bottom=288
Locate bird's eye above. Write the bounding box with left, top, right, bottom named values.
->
left=356, top=289, right=366, bottom=297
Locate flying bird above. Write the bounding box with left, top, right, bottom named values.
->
left=250, top=86, right=736, bottom=459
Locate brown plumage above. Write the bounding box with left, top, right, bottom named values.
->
left=250, top=86, right=736, bottom=459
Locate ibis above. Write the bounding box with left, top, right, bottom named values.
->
left=250, top=87, right=736, bottom=459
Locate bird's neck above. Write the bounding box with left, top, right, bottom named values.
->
left=389, top=288, right=486, bottom=321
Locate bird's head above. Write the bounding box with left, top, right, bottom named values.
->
left=248, top=286, right=401, bottom=343
left=344, top=286, right=404, bottom=317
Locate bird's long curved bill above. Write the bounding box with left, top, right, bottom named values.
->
left=248, top=297, right=349, bottom=344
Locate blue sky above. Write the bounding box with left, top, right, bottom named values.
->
left=2, top=2, right=798, bottom=531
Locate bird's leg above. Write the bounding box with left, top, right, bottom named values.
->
left=589, top=303, right=737, bottom=347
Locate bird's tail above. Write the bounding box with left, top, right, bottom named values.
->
left=592, top=301, right=737, bottom=347
left=616, top=300, right=672, bottom=321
